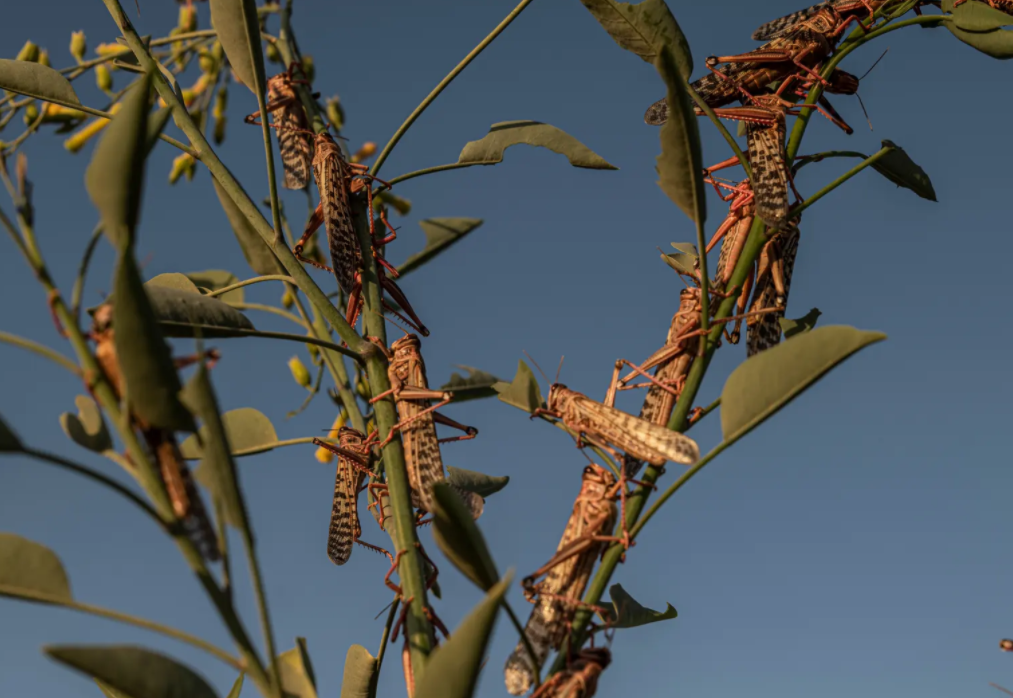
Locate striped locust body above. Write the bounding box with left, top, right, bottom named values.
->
left=746, top=222, right=802, bottom=356
left=90, top=304, right=219, bottom=562
left=752, top=0, right=937, bottom=40
left=504, top=466, right=618, bottom=696
left=244, top=69, right=313, bottom=189
left=530, top=647, right=612, bottom=698
left=534, top=383, right=700, bottom=468
left=952, top=0, right=1013, bottom=13
left=378, top=334, right=483, bottom=518
left=313, top=428, right=392, bottom=565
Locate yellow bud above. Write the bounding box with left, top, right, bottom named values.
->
left=70, top=31, right=86, bottom=61
left=178, top=5, right=197, bottom=32
left=213, top=114, right=226, bottom=145
left=16, top=41, right=40, bottom=63
left=288, top=355, right=312, bottom=389
left=315, top=444, right=334, bottom=464
left=355, top=375, right=370, bottom=400
left=265, top=42, right=281, bottom=64
left=191, top=73, right=208, bottom=95
left=300, top=55, right=314, bottom=83
left=64, top=104, right=119, bottom=153
left=95, top=64, right=112, bottom=92
left=353, top=142, right=377, bottom=160
left=199, top=52, right=215, bottom=75
left=95, top=43, right=123, bottom=57
left=169, top=152, right=196, bottom=184
left=326, top=97, right=344, bottom=131
left=307, top=343, right=320, bottom=361
left=213, top=86, right=227, bottom=119
left=281, top=289, right=294, bottom=308
left=315, top=411, right=348, bottom=463
left=42, top=103, right=85, bottom=123
left=180, top=89, right=197, bottom=107
left=38, top=50, right=51, bottom=68
left=212, top=41, right=224, bottom=62
left=23, top=102, right=39, bottom=126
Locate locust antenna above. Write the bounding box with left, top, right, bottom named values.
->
left=860, top=48, right=889, bottom=81
left=523, top=350, right=551, bottom=387
left=855, top=48, right=888, bottom=132
left=368, top=308, right=411, bottom=338
left=554, top=355, right=564, bottom=384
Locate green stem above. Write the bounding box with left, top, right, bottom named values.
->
left=791, top=150, right=868, bottom=177
left=163, top=326, right=360, bottom=360
left=70, top=224, right=104, bottom=324
left=227, top=302, right=309, bottom=328
left=384, top=163, right=475, bottom=189
left=241, top=528, right=281, bottom=698
left=0, top=331, right=80, bottom=375
left=370, top=0, right=538, bottom=177
left=180, top=437, right=320, bottom=460
left=204, top=275, right=297, bottom=298
left=0, top=587, right=242, bottom=671
left=370, top=596, right=400, bottom=698
left=788, top=146, right=892, bottom=219
left=688, top=86, right=751, bottom=179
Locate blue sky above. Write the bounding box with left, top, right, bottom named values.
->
left=2, top=1, right=1013, bottom=697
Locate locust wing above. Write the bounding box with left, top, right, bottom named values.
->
left=752, top=1, right=831, bottom=40
left=747, top=225, right=800, bottom=357
left=574, top=395, right=699, bottom=466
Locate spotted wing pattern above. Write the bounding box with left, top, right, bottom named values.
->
left=746, top=224, right=800, bottom=357
left=267, top=75, right=312, bottom=190
left=327, top=436, right=366, bottom=565
left=746, top=106, right=789, bottom=227
left=752, top=1, right=832, bottom=40
left=312, top=133, right=360, bottom=294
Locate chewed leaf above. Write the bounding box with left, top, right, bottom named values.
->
left=655, top=45, right=705, bottom=226
left=339, top=645, right=377, bottom=698
left=598, top=583, right=677, bottom=628
left=186, top=270, right=243, bottom=303
left=0, top=533, right=72, bottom=602
left=447, top=466, right=510, bottom=498
left=209, top=0, right=266, bottom=95
left=458, top=121, right=617, bottom=170
left=577, top=0, right=693, bottom=73
left=398, top=218, right=484, bottom=276
left=721, top=326, right=886, bottom=445
left=493, top=360, right=544, bottom=413
left=181, top=407, right=278, bottom=459
left=59, top=395, right=113, bottom=453
left=0, top=59, right=81, bottom=105
left=45, top=645, right=219, bottom=698
left=0, top=412, right=24, bottom=452
left=779, top=308, right=821, bottom=340
left=440, top=365, right=502, bottom=403
left=872, top=141, right=937, bottom=202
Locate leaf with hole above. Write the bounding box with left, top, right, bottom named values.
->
left=871, top=141, right=937, bottom=202
left=186, top=270, right=243, bottom=303
left=0, top=58, right=81, bottom=105
left=398, top=218, right=484, bottom=276
left=112, top=253, right=195, bottom=433
left=181, top=364, right=248, bottom=531
left=414, top=573, right=512, bottom=698
left=721, top=326, right=886, bottom=445
left=339, top=645, right=377, bottom=698
left=458, top=121, right=617, bottom=170
left=944, top=0, right=1013, bottom=30
left=576, top=0, right=693, bottom=74
left=59, top=395, right=113, bottom=453
left=213, top=179, right=284, bottom=276
left=655, top=45, right=706, bottom=225
left=0, top=413, right=23, bottom=452
left=209, top=0, right=266, bottom=95
left=180, top=407, right=278, bottom=459
left=143, top=284, right=255, bottom=338
left=0, top=533, right=72, bottom=603
left=45, top=645, right=219, bottom=698
left=598, top=583, right=677, bottom=628
left=493, top=360, right=544, bottom=413
left=447, top=466, right=510, bottom=498
left=779, top=308, right=821, bottom=340
left=85, top=71, right=152, bottom=250
left=440, top=365, right=502, bottom=403
left=431, top=482, right=500, bottom=591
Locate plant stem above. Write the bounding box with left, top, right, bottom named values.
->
left=204, top=275, right=297, bottom=297
left=227, top=302, right=309, bottom=328
left=370, top=595, right=401, bottom=698
left=788, top=146, right=892, bottom=219
left=791, top=150, right=868, bottom=177
left=0, top=331, right=80, bottom=375
left=241, top=528, right=282, bottom=698
left=384, top=163, right=476, bottom=189
left=504, top=601, right=541, bottom=688
left=70, top=224, right=104, bottom=323
left=370, top=0, right=538, bottom=177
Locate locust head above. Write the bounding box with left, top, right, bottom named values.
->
left=580, top=464, right=616, bottom=498
left=337, top=426, right=366, bottom=450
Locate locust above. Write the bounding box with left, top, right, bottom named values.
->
left=751, top=0, right=938, bottom=41
left=370, top=334, right=484, bottom=519
left=530, top=647, right=612, bottom=698
left=244, top=66, right=313, bottom=189
left=952, top=0, right=1013, bottom=13
left=90, top=304, right=219, bottom=562
left=504, top=465, right=620, bottom=696
left=746, top=222, right=802, bottom=356
left=312, top=428, right=393, bottom=565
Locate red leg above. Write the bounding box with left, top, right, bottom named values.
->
left=431, top=412, right=479, bottom=444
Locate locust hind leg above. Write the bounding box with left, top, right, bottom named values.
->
left=294, top=203, right=337, bottom=273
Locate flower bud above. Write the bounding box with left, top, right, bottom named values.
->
left=213, top=114, right=226, bottom=145
left=326, top=97, right=344, bottom=131
left=212, top=41, right=224, bottom=62
left=300, top=55, right=314, bottom=83
left=70, top=31, right=86, bottom=61
left=265, top=42, right=281, bottom=64
left=199, top=51, right=216, bottom=75
left=281, top=289, right=294, bottom=309
left=38, top=50, right=51, bottom=68
left=16, top=41, right=40, bottom=63
left=23, top=102, right=39, bottom=126
left=169, top=152, right=196, bottom=184
left=288, top=355, right=312, bottom=389
left=350, top=141, right=376, bottom=164
left=315, top=411, right=349, bottom=463
left=95, top=64, right=113, bottom=92
left=64, top=103, right=119, bottom=153
left=178, top=5, right=197, bottom=32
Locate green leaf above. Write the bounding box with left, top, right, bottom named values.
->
left=0, top=413, right=23, bottom=452
left=414, top=573, right=512, bottom=698
left=431, top=482, right=500, bottom=591
left=112, top=254, right=195, bottom=433
left=144, top=284, right=256, bottom=338
left=654, top=45, right=706, bottom=225
left=576, top=0, right=693, bottom=74
left=661, top=242, right=698, bottom=275
left=59, top=395, right=113, bottom=453
left=180, top=407, right=278, bottom=459
left=779, top=307, right=821, bottom=340
left=144, top=107, right=172, bottom=157
left=45, top=645, right=219, bottom=698
left=398, top=218, right=484, bottom=276
left=447, top=466, right=510, bottom=498
left=276, top=639, right=318, bottom=698
left=213, top=179, right=284, bottom=276
left=457, top=121, right=617, bottom=170
left=598, top=583, right=677, bottom=628
left=493, top=360, right=544, bottom=413
left=440, top=365, right=503, bottom=403
left=720, top=326, right=886, bottom=444
left=186, top=270, right=243, bottom=304
left=0, top=58, right=81, bottom=105
left=145, top=273, right=201, bottom=294
left=0, top=533, right=72, bottom=602
left=944, top=0, right=1013, bottom=30
left=225, top=674, right=244, bottom=698
left=945, top=18, right=1013, bottom=57
left=85, top=71, right=152, bottom=250
left=95, top=680, right=131, bottom=698
left=180, top=364, right=248, bottom=531
left=209, top=0, right=266, bottom=95
left=871, top=141, right=937, bottom=202
left=339, top=645, right=377, bottom=698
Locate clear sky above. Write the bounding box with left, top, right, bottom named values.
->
left=2, top=1, right=1013, bottom=697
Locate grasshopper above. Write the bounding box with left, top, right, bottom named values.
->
left=746, top=222, right=801, bottom=356
left=370, top=334, right=483, bottom=518
left=952, top=0, right=1013, bottom=12
left=312, top=428, right=393, bottom=565
left=244, top=65, right=314, bottom=190
left=504, top=465, right=620, bottom=696
left=751, top=1, right=938, bottom=40
left=530, top=647, right=612, bottom=698
left=90, top=304, right=219, bottom=562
